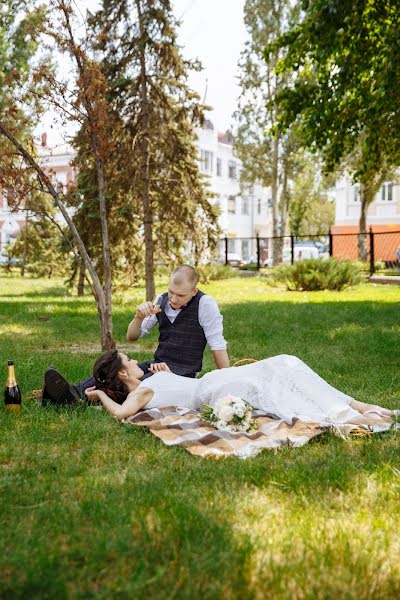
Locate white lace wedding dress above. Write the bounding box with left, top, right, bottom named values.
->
left=139, top=355, right=364, bottom=424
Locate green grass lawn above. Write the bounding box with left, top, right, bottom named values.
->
left=1, top=273, right=400, bottom=599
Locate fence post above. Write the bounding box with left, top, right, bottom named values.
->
left=329, top=227, right=333, bottom=257
left=290, top=233, right=294, bottom=265
left=369, top=227, right=375, bottom=276
left=256, top=234, right=260, bottom=270
left=224, top=237, right=228, bottom=266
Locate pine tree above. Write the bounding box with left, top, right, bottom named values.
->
left=87, top=0, right=219, bottom=298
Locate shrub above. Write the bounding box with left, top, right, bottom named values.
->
left=197, top=263, right=240, bottom=283
left=265, top=258, right=364, bottom=291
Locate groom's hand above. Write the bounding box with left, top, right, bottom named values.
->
left=149, top=362, right=171, bottom=373
left=136, top=301, right=158, bottom=320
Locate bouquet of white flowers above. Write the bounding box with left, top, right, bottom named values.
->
left=201, top=394, right=258, bottom=433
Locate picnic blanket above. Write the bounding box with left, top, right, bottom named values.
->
left=123, top=407, right=396, bottom=459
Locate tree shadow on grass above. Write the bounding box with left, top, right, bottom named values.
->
left=2, top=404, right=400, bottom=599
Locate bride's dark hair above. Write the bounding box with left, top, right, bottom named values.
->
left=93, top=350, right=129, bottom=404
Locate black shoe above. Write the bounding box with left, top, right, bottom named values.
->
left=41, top=364, right=56, bottom=407
left=42, top=368, right=80, bottom=406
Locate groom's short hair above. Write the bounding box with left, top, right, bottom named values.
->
left=171, top=265, right=199, bottom=287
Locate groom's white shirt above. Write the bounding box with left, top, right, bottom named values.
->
left=139, top=294, right=227, bottom=351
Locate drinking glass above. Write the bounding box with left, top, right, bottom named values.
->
left=152, top=294, right=163, bottom=313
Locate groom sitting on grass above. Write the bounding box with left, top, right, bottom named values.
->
left=42, top=265, right=230, bottom=405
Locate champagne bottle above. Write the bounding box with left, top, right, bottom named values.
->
left=4, top=360, right=21, bottom=414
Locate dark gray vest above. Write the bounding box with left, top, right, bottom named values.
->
left=154, top=291, right=207, bottom=376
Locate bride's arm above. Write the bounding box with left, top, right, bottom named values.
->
left=85, top=387, right=153, bottom=420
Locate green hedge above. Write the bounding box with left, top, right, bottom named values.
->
left=265, top=258, right=364, bottom=291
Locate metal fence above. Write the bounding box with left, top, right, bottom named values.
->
left=219, top=228, right=400, bottom=276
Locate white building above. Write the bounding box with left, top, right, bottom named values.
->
left=198, top=120, right=272, bottom=261
left=331, top=174, right=400, bottom=263
left=0, top=190, right=24, bottom=257
left=0, top=133, right=75, bottom=257
left=333, top=175, right=400, bottom=233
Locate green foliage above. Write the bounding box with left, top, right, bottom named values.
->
left=234, top=0, right=303, bottom=241
left=289, top=155, right=335, bottom=235
left=69, top=0, right=219, bottom=290
left=267, top=258, right=363, bottom=291
left=9, top=217, right=68, bottom=278
left=196, top=263, right=240, bottom=283
left=0, top=0, right=47, bottom=199
left=272, top=0, right=400, bottom=182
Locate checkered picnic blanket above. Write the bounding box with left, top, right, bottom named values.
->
left=122, top=406, right=396, bottom=458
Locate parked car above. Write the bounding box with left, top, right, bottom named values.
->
left=245, top=255, right=272, bottom=267
left=0, top=253, right=22, bottom=266
left=226, top=253, right=245, bottom=267
left=294, top=245, right=320, bottom=260
left=281, top=244, right=321, bottom=263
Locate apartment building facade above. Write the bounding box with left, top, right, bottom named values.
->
left=331, top=175, right=400, bottom=262
left=198, top=120, right=272, bottom=261
left=0, top=134, right=75, bottom=256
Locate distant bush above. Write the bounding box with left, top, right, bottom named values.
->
left=265, top=258, right=364, bottom=291
left=197, top=263, right=240, bottom=283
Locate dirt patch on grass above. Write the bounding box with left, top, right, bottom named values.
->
left=52, top=342, right=143, bottom=354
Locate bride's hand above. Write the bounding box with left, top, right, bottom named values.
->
left=149, top=362, right=171, bottom=373
left=85, top=386, right=101, bottom=402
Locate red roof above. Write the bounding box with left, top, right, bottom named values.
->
left=218, top=131, right=234, bottom=145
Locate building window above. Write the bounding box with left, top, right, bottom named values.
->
left=241, top=197, right=249, bottom=215
left=227, top=238, right=236, bottom=253
left=216, top=158, right=222, bottom=176
left=228, top=160, right=237, bottom=179
left=228, top=195, right=236, bottom=214
left=257, top=198, right=261, bottom=215
left=200, top=150, right=213, bottom=174
left=353, top=186, right=360, bottom=202
left=381, top=182, right=393, bottom=201
left=267, top=198, right=272, bottom=208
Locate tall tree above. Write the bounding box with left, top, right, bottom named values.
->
left=0, top=0, right=45, bottom=200
left=288, top=154, right=334, bottom=236
left=89, top=0, right=219, bottom=299
left=234, top=0, right=302, bottom=264
left=272, top=0, right=400, bottom=258
left=0, top=0, right=117, bottom=350
left=10, top=212, right=67, bottom=278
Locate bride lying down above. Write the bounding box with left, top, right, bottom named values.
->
left=84, top=351, right=397, bottom=429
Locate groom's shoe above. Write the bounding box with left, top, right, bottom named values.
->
left=42, top=367, right=80, bottom=406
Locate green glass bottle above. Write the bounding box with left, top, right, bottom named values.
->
left=4, top=360, right=21, bottom=414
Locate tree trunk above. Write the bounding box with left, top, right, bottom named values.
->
left=21, top=213, right=28, bottom=277
left=94, top=151, right=114, bottom=350
left=137, top=0, right=155, bottom=301
left=77, top=263, right=85, bottom=296
left=358, top=184, right=369, bottom=262
left=280, top=165, right=289, bottom=234
left=271, top=131, right=282, bottom=265
left=358, top=171, right=387, bottom=262
left=57, top=2, right=114, bottom=351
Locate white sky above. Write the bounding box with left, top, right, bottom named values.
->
left=42, top=0, right=247, bottom=145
